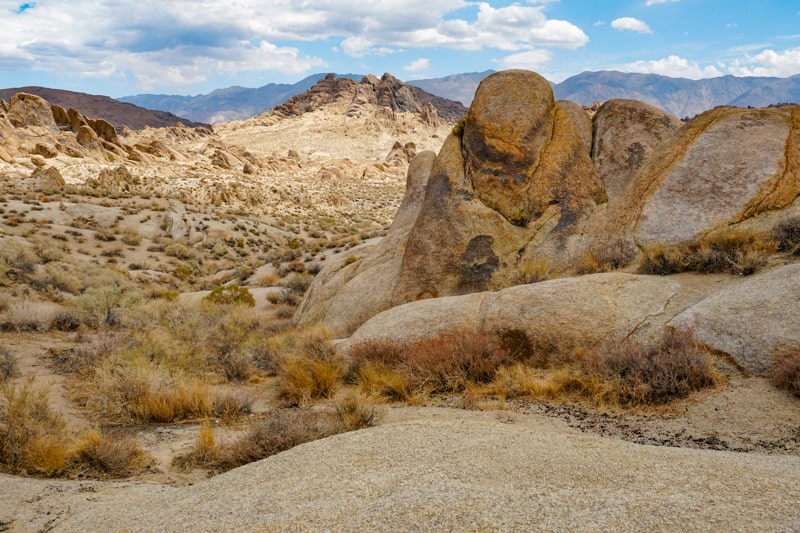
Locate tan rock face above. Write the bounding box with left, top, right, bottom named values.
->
left=343, top=273, right=681, bottom=354
left=669, top=263, right=800, bottom=375
left=591, top=99, right=682, bottom=200
left=393, top=70, right=606, bottom=302
left=7, top=93, right=59, bottom=133
left=557, top=99, right=592, bottom=155
left=591, top=105, right=800, bottom=253
left=31, top=166, right=65, bottom=190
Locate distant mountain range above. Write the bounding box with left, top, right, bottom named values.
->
left=117, top=70, right=800, bottom=124
left=553, top=71, right=800, bottom=119
left=0, top=86, right=206, bottom=130
left=3, top=70, right=799, bottom=130
left=119, top=73, right=363, bottom=124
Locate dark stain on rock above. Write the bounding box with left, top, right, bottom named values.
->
left=457, top=235, right=499, bottom=294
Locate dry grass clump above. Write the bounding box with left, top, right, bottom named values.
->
left=639, top=230, right=777, bottom=276
left=0, top=378, right=69, bottom=476
left=0, top=345, right=15, bottom=381
left=576, top=240, right=635, bottom=274
left=175, top=409, right=337, bottom=473
left=333, top=389, right=384, bottom=431
left=76, top=360, right=212, bottom=423
left=68, top=428, right=150, bottom=478
left=772, top=350, right=800, bottom=397
left=773, top=217, right=800, bottom=255
left=278, top=328, right=345, bottom=406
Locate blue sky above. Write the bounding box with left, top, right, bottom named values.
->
left=1, top=0, right=799, bottom=97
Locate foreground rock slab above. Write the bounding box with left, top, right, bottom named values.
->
left=4, top=409, right=799, bottom=531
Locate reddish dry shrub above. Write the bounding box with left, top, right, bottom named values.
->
left=773, top=351, right=800, bottom=397
left=583, top=329, right=719, bottom=405
left=349, top=330, right=523, bottom=396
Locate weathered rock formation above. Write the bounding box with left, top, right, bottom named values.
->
left=393, top=70, right=606, bottom=301
left=590, top=99, right=682, bottom=200
left=601, top=105, right=800, bottom=250
left=296, top=70, right=609, bottom=336
left=271, top=73, right=467, bottom=124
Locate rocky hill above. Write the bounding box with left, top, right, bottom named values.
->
left=0, top=86, right=206, bottom=130
left=407, top=70, right=495, bottom=106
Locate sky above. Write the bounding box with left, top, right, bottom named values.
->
left=1, top=0, right=799, bottom=98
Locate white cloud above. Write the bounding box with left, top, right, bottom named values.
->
left=611, top=17, right=653, bottom=34
left=624, top=55, right=722, bottom=78
left=645, top=0, right=678, bottom=5
left=403, top=57, right=431, bottom=73
left=727, top=46, right=800, bottom=77
left=493, top=49, right=552, bottom=70
left=0, top=0, right=589, bottom=91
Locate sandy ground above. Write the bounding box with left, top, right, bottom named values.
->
left=2, top=403, right=799, bottom=532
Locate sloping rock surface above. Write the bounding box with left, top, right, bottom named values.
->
left=602, top=105, right=800, bottom=249
left=343, top=273, right=680, bottom=352
left=295, top=152, right=436, bottom=336
left=669, top=263, right=800, bottom=374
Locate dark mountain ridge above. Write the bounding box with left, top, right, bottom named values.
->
left=0, top=86, right=206, bottom=130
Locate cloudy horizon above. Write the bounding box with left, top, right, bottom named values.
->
left=1, top=0, right=799, bottom=97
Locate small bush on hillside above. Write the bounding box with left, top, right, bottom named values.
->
left=639, top=231, right=777, bottom=276
left=204, top=285, right=255, bottom=307
left=0, top=239, right=38, bottom=275
left=773, top=351, right=800, bottom=397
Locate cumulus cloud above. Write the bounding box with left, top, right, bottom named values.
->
left=727, top=46, right=800, bottom=77
left=403, top=58, right=431, bottom=74
left=0, top=0, right=588, bottom=90
left=493, top=49, right=552, bottom=70
left=624, top=55, right=722, bottom=78
left=611, top=17, right=653, bottom=34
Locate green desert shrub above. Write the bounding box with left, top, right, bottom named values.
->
left=204, top=285, right=255, bottom=307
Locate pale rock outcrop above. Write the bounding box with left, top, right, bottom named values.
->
left=295, top=151, right=436, bottom=336
left=31, top=166, right=65, bottom=190
left=602, top=106, right=800, bottom=250
left=31, top=143, right=57, bottom=158
left=591, top=99, right=682, bottom=200
left=669, top=263, right=800, bottom=375
left=385, top=141, right=417, bottom=167
left=343, top=273, right=681, bottom=353
left=7, top=93, right=58, bottom=133
left=88, top=117, right=120, bottom=145
left=76, top=125, right=99, bottom=146
left=86, top=165, right=140, bottom=193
